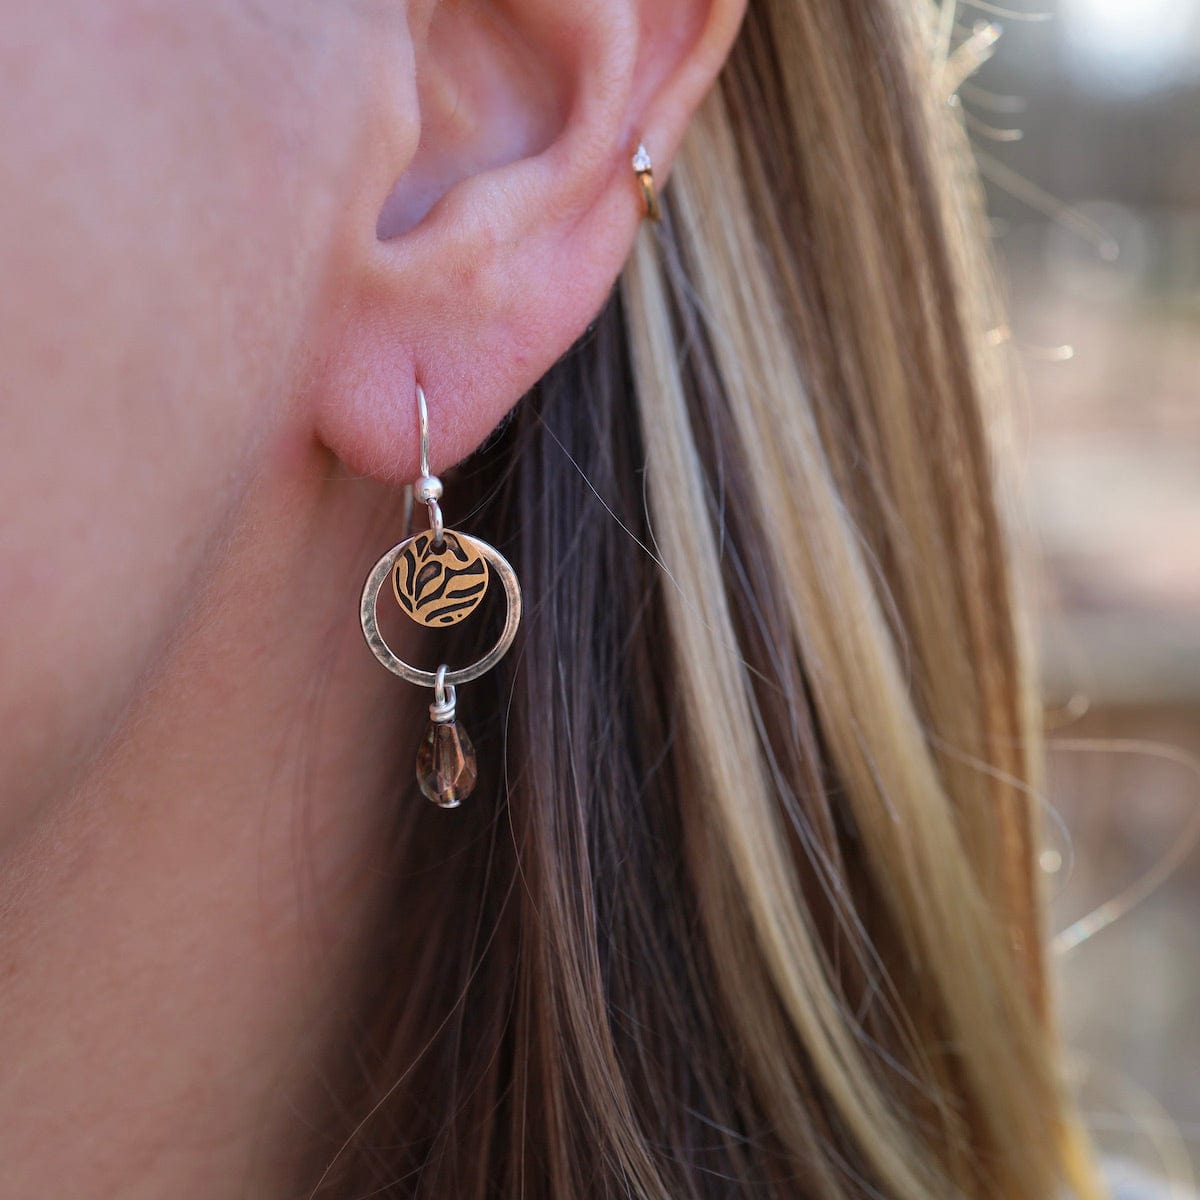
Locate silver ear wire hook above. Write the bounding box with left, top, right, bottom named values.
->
left=417, top=383, right=431, bottom=478
left=414, top=384, right=445, bottom=545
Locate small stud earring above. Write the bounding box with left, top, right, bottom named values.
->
left=633, top=141, right=661, bottom=222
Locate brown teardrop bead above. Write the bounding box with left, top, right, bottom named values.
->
left=416, top=719, right=477, bottom=808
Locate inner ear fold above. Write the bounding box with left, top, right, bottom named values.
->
left=377, top=4, right=575, bottom=239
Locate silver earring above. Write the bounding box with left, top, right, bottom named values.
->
left=359, top=385, right=522, bottom=809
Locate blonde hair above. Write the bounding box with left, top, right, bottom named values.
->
left=313, top=2, right=1104, bottom=1196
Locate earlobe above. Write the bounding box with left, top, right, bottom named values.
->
left=313, top=0, right=747, bottom=487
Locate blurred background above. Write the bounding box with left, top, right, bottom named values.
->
left=959, top=0, right=1200, bottom=1187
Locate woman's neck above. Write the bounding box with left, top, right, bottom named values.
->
left=0, top=442, right=421, bottom=1199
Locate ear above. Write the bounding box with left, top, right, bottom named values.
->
left=314, top=0, right=746, bottom=484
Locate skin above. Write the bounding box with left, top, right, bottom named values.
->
left=0, top=0, right=744, bottom=1195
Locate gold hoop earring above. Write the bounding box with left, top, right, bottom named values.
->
left=633, top=142, right=661, bottom=222
left=360, top=385, right=522, bottom=809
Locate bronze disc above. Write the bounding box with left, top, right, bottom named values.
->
left=391, top=530, right=490, bottom=627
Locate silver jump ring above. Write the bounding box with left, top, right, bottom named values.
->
left=360, top=531, right=522, bottom=688
left=427, top=498, right=445, bottom=544
left=428, top=664, right=457, bottom=722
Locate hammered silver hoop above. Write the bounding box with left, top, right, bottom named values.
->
left=360, top=530, right=522, bottom=687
